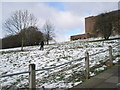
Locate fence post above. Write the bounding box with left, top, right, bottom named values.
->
left=85, top=51, right=90, bottom=79
left=29, top=64, right=36, bottom=90
left=109, top=46, right=113, bottom=66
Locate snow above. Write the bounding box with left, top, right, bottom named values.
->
left=0, top=36, right=119, bottom=89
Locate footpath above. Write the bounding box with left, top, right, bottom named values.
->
left=71, top=63, right=120, bottom=89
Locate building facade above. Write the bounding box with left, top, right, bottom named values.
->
left=70, top=10, right=120, bottom=41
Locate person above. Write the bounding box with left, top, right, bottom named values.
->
left=40, top=41, right=44, bottom=50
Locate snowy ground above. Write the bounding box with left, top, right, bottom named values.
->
left=0, top=37, right=120, bottom=89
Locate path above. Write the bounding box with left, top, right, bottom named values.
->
left=71, top=63, right=120, bottom=89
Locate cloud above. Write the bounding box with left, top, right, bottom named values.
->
left=54, top=11, right=81, bottom=30
left=29, top=3, right=82, bottom=32
left=1, top=2, right=119, bottom=42
left=2, top=2, right=84, bottom=41
left=1, top=0, right=120, bottom=2
left=0, top=2, right=2, bottom=38
left=63, top=2, right=118, bottom=17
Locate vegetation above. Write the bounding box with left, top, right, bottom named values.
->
left=2, top=26, right=44, bottom=49
left=94, top=11, right=120, bottom=40
left=3, top=10, right=37, bottom=51
left=43, top=20, right=55, bottom=45
left=88, top=37, right=120, bottom=42
left=2, top=10, right=56, bottom=49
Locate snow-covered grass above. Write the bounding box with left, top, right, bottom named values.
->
left=0, top=37, right=120, bottom=89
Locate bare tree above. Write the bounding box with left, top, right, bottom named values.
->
left=3, top=10, right=37, bottom=50
left=94, top=12, right=113, bottom=40
left=43, top=20, right=55, bottom=45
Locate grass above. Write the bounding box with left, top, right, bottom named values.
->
left=88, top=37, right=120, bottom=42
left=0, top=37, right=119, bottom=88
left=1, top=50, right=29, bottom=54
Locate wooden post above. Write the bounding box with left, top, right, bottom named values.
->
left=29, top=64, right=36, bottom=90
left=109, top=46, right=113, bottom=66
left=85, top=51, right=90, bottom=79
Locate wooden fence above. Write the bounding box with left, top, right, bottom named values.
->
left=0, top=45, right=118, bottom=89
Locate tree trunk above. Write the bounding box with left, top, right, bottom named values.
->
left=47, top=40, right=49, bottom=45
left=21, top=38, right=24, bottom=51
left=104, top=35, right=109, bottom=40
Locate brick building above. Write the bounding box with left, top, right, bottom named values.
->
left=70, top=10, right=120, bottom=41
left=70, top=33, right=92, bottom=40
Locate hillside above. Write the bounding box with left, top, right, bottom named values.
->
left=0, top=37, right=120, bottom=89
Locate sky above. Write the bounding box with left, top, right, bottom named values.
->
left=0, top=0, right=119, bottom=42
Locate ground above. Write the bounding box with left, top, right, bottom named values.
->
left=0, top=36, right=120, bottom=89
